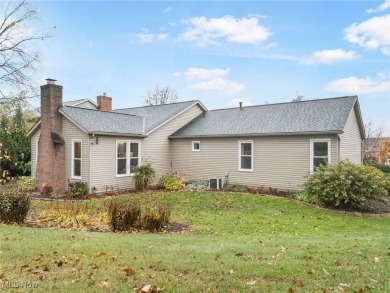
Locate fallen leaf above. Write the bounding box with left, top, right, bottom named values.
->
left=123, top=268, right=135, bottom=276
left=96, top=252, right=107, bottom=257
left=246, top=280, right=257, bottom=286
left=56, top=260, right=63, bottom=267
left=141, top=284, right=151, bottom=293
left=298, top=279, right=304, bottom=287
left=99, top=281, right=109, bottom=288
left=335, top=259, right=342, bottom=266
left=374, top=257, right=380, bottom=263
left=339, top=283, right=350, bottom=288
left=280, top=247, right=288, bottom=252
left=307, top=270, right=314, bottom=275
left=229, top=269, right=234, bottom=275
left=235, top=252, right=244, bottom=257
left=358, top=288, right=364, bottom=293
left=288, top=288, right=294, bottom=293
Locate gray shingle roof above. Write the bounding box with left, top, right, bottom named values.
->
left=60, top=106, right=144, bottom=135
left=113, top=101, right=198, bottom=133
left=171, top=96, right=358, bottom=137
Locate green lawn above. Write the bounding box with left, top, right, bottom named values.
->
left=1, top=192, right=389, bottom=292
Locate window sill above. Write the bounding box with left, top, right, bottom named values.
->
left=238, top=169, right=253, bottom=172
left=71, top=176, right=82, bottom=180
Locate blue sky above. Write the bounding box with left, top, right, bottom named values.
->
left=30, top=1, right=390, bottom=134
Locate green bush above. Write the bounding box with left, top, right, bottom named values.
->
left=108, top=199, right=141, bottom=231
left=0, top=188, right=31, bottom=224
left=303, top=160, right=390, bottom=209
left=68, top=181, right=88, bottom=198
left=17, top=176, right=35, bottom=192
left=369, top=164, right=390, bottom=174
left=160, top=172, right=187, bottom=191
left=291, top=191, right=320, bottom=205
left=141, top=205, right=171, bottom=232
left=133, top=163, right=156, bottom=191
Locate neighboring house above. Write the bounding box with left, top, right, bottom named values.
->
left=27, top=79, right=365, bottom=193
left=364, top=137, right=390, bottom=165
left=31, top=98, right=98, bottom=118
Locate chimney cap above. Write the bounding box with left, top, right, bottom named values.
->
left=46, top=78, right=57, bottom=85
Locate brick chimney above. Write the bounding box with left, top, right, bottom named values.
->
left=37, top=79, right=65, bottom=192
left=97, top=94, right=112, bottom=111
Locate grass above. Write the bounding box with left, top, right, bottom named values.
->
left=1, top=191, right=389, bottom=292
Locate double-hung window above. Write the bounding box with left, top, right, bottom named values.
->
left=116, top=140, right=140, bottom=176
left=72, top=140, right=82, bottom=179
left=239, top=140, right=253, bottom=171
left=310, top=139, right=330, bottom=172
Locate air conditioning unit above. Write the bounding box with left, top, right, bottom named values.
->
left=209, top=178, right=223, bottom=189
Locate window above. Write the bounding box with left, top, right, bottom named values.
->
left=192, top=141, right=200, bottom=151
left=72, top=140, right=82, bottom=179
left=116, top=140, right=140, bottom=176
left=239, top=140, right=253, bottom=171
left=310, top=139, right=331, bottom=172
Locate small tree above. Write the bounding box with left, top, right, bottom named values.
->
left=144, top=85, right=179, bottom=106
left=363, top=119, right=384, bottom=164
left=132, top=163, right=156, bottom=191
left=377, top=138, right=390, bottom=164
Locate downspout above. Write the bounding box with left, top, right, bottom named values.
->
left=89, top=135, right=92, bottom=194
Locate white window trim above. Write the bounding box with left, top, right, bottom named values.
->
left=238, top=140, right=253, bottom=172
left=192, top=141, right=200, bottom=152
left=71, top=139, right=82, bottom=179
left=310, top=139, right=331, bottom=173
left=116, top=140, right=141, bottom=177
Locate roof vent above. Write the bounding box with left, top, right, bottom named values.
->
left=239, top=101, right=242, bottom=109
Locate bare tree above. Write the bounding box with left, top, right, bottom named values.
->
left=0, top=0, right=49, bottom=103
left=291, top=91, right=305, bottom=102
left=144, top=85, right=179, bottom=106
left=363, top=119, right=385, bottom=164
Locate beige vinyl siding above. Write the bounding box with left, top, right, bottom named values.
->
left=89, top=136, right=142, bottom=192
left=171, top=135, right=338, bottom=190
left=75, top=100, right=97, bottom=109
left=339, top=107, right=362, bottom=163
left=62, top=118, right=90, bottom=190
left=31, top=129, right=40, bottom=181
left=142, top=104, right=204, bottom=181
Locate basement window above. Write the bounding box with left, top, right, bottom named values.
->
left=116, top=140, right=141, bottom=177
left=192, top=141, right=200, bottom=151
left=310, top=139, right=331, bottom=173
left=72, top=140, right=82, bottom=179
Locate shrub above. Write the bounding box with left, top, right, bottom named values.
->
left=68, top=180, right=88, bottom=198
left=303, top=160, right=390, bottom=209
left=0, top=188, right=30, bottom=224
left=133, top=163, right=156, bottom=191
left=141, top=205, right=171, bottom=232
left=108, top=199, right=141, bottom=231
left=291, top=191, right=320, bottom=205
left=369, top=164, right=390, bottom=174
left=17, top=176, right=35, bottom=192
left=160, top=172, right=187, bottom=191
left=225, top=184, right=248, bottom=192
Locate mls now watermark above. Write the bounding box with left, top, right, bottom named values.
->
left=1, top=281, right=39, bottom=289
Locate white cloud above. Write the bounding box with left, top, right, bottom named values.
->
left=229, top=98, right=253, bottom=107
left=136, top=29, right=168, bottom=43
left=172, top=72, right=181, bottom=77
left=324, top=76, right=390, bottom=94
left=261, top=42, right=278, bottom=50
left=301, top=49, right=357, bottom=65
left=162, top=7, right=172, bottom=13
left=158, top=34, right=169, bottom=40
left=136, top=29, right=154, bottom=43
left=344, top=14, right=390, bottom=54
left=179, top=15, right=272, bottom=45
left=188, top=77, right=245, bottom=94
left=366, top=0, right=390, bottom=13
left=184, top=67, right=230, bottom=80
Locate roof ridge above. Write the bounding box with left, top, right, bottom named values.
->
left=62, top=105, right=139, bottom=118
left=113, top=100, right=198, bottom=111
left=208, top=95, right=357, bottom=112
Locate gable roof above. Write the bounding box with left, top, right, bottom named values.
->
left=171, top=96, right=360, bottom=138
left=113, top=100, right=206, bottom=133
left=63, top=98, right=98, bottom=108
left=60, top=106, right=145, bottom=136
